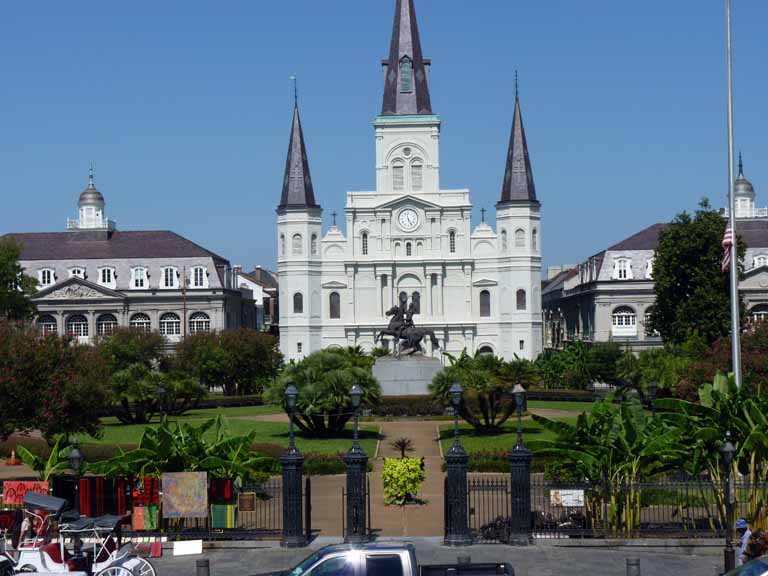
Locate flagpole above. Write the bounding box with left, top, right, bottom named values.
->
left=725, top=0, right=742, bottom=388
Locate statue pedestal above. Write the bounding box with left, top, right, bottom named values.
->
left=373, top=355, right=443, bottom=397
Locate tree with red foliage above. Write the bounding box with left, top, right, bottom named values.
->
left=0, top=321, right=111, bottom=442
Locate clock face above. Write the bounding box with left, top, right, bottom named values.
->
left=398, top=208, right=419, bottom=231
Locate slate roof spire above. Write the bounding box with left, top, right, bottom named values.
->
left=499, top=80, right=537, bottom=204
left=381, top=0, right=433, bottom=116
left=278, top=102, right=318, bottom=209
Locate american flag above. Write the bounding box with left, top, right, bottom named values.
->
left=722, top=228, right=733, bottom=273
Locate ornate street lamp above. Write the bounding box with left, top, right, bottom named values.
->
left=157, top=384, right=167, bottom=419
left=344, top=384, right=368, bottom=543
left=720, top=432, right=736, bottom=572
left=444, top=382, right=471, bottom=546
left=648, top=381, right=659, bottom=419
left=509, top=383, right=532, bottom=543
left=280, top=381, right=305, bottom=548
left=68, top=439, right=84, bottom=518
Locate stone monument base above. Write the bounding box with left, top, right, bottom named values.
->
left=373, top=355, right=443, bottom=397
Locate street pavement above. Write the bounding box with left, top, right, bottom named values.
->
left=153, top=538, right=724, bottom=576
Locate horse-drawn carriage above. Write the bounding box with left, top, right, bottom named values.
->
left=0, top=493, right=154, bottom=576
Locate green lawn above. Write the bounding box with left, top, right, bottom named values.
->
left=438, top=416, right=578, bottom=454
left=526, top=400, right=594, bottom=413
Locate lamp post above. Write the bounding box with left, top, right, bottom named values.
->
left=721, top=432, right=736, bottom=573
left=648, top=381, right=658, bottom=419
left=68, top=439, right=84, bottom=517
left=157, top=384, right=167, bottom=419
left=444, top=382, right=471, bottom=546
left=509, top=384, right=532, bottom=543
left=344, top=384, right=368, bottom=543
left=280, top=383, right=306, bottom=548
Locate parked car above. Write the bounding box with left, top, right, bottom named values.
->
left=255, top=543, right=513, bottom=576
left=727, top=557, right=768, bottom=576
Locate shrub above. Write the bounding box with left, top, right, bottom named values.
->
left=371, top=396, right=446, bottom=417
left=382, top=457, right=425, bottom=505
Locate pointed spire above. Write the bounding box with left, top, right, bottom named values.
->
left=381, top=0, right=433, bottom=116
left=499, top=81, right=537, bottom=204
left=738, top=151, right=744, bottom=177
left=88, top=162, right=95, bottom=188
left=279, top=102, right=318, bottom=209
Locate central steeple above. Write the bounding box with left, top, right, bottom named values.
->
left=381, top=0, right=433, bottom=116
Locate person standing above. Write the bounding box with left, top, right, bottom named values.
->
left=736, top=518, right=753, bottom=566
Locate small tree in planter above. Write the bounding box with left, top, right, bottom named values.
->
left=382, top=457, right=425, bottom=506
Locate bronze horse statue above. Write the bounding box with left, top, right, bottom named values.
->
left=375, top=305, right=440, bottom=356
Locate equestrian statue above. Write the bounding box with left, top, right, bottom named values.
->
left=374, top=292, right=440, bottom=356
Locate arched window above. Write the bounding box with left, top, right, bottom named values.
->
left=612, top=306, right=637, bottom=336
left=392, top=159, right=405, bottom=191
left=449, top=230, right=456, bottom=254
left=311, top=234, right=318, bottom=256
left=515, top=229, right=525, bottom=248
left=479, top=290, right=491, bottom=317
left=613, top=258, right=633, bottom=280
left=66, top=315, right=89, bottom=338
left=191, top=266, right=208, bottom=288
left=159, top=313, right=181, bottom=336
left=293, top=293, right=304, bottom=314
left=400, top=56, right=413, bottom=93
left=362, top=232, right=369, bottom=256
left=96, top=313, right=118, bottom=337
left=516, top=289, right=527, bottom=311
left=98, top=267, right=116, bottom=288
left=751, top=304, right=768, bottom=323
left=754, top=255, right=768, bottom=269
left=406, top=242, right=412, bottom=257
left=411, top=291, right=421, bottom=314
left=292, top=234, right=303, bottom=256
left=189, top=312, right=211, bottom=334
left=478, top=345, right=494, bottom=356
left=280, top=234, right=286, bottom=256
left=37, top=315, right=57, bottom=335
left=69, top=267, right=85, bottom=279
left=329, top=292, right=341, bottom=319
left=501, top=230, right=508, bottom=251
left=411, top=161, right=423, bottom=191
left=129, top=313, right=151, bottom=332
left=532, top=228, right=538, bottom=251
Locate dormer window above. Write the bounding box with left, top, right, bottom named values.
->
left=645, top=258, right=654, bottom=279
left=69, top=267, right=85, bottom=279
left=191, top=266, right=208, bottom=288
left=754, top=255, right=768, bottom=269
left=613, top=258, right=633, bottom=280
left=98, top=267, right=116, bottom=289
left=162, top=266, right=179, bottom=289
left=399, top=56, right=413, bottom=93
left=131, top=267, right=147, bottom=289
left=38, top=269, right=55, bottom=287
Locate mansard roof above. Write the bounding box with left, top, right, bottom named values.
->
left=2, top=230, right=229, bottom=264
left=607, top=223, right=668, bottom=252
left=381, top=0, right=433, bottom=116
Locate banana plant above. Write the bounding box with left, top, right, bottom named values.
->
left=15, top=437, right=72, bottom=481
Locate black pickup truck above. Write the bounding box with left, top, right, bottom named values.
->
left=255, top=542, right=513, bottom=576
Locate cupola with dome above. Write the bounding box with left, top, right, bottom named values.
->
left=68, top=164, right=116, bottom=232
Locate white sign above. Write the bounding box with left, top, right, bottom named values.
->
left=173, top=540, right=203, bottom=556
left=549, top=489, right=584, bottom=507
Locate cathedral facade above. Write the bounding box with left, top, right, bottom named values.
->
left=277, top=0, right=543, bottom=363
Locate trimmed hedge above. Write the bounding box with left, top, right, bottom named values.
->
left=526, top=389, right=595, bottom=401
left=196, top=394, right=265, bottom=409
left=369, top=395, right=447, bottom=417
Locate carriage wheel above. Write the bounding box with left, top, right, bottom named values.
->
left=96, top=566, right=134, bottom=576
left=131, top=558, right=156, bottom=576
left=1, top=563, right=16, bottom=576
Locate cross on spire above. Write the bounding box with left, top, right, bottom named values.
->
left=332, top=211, right=337, bottom=226
left=515, top=70, right=519, bottom=99
left=88, top=162, right=95, bottom=187
left=290, top=74, right=298, bottom=106
left=480, top=208, right=486, bottom=223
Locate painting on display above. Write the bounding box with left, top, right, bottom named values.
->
left=161, top=472, right=208, bottom=519
left=2, top=481, right=49, bottom=506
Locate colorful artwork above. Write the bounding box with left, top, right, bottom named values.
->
left=2, top=481, right=49, bottom=506
left=161, top=472, right=208, bottom=519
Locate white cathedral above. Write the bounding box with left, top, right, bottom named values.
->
left=277, top=0, right=542, bottom=363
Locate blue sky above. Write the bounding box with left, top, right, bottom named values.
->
left=1, top=1, right=766, bottom=273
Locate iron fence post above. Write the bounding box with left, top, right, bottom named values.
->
left=444, top=385, right=472, bottom=546
left=280, top=448, right=306, bottom=548
left=345, top=386, right=369, bottom=544
left=509, top=387, right=532, bottom=544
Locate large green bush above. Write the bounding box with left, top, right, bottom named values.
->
left=265, top=347, right=381, bottom=436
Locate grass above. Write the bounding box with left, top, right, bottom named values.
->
left=438, top=416, right=578, bottom=454
left=526, top=400, right=594, bottom=413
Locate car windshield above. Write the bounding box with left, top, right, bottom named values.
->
left=288, top=552, right=324, bottom=576
left=727, top=558, right=768, bottom=576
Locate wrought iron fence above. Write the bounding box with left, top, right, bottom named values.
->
left=468, top=475, right=768, bottom=542
left=342, top=476, right=373, bottom=540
